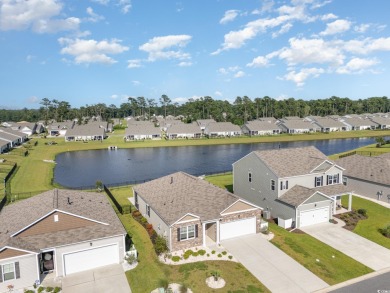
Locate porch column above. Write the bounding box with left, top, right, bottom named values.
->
left=216, top=220, right=220, bottom=244
left=202, top=223, right=206, bottom=247
left=333, top=196, right=337, bottom=214
left=348, top=192, right=352, bottom=211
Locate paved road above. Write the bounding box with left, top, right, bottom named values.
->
left=222, top=234, right=328, bottom=293
left=330, top=271, right=390, bottom=293
left=302, top=222, right=390, bottom=271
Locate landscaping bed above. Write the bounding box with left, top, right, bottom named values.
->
left=334, top=208, right=368, bottom=231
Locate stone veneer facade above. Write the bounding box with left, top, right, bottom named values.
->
left=171, top=220, right=203, bottom=251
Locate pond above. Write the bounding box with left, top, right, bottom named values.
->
left=54, top=137, right=381, bottom=188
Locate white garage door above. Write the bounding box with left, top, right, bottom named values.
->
left=63, top=244, right=119, bottom=275
left=300, top=207, right=329, bottom=228
left=220, top=217, right=256, bottom=241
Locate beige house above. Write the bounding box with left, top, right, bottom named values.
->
left=133, top=172, right=262, bottom=251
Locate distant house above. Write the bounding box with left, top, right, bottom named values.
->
left=369, top=117, right=390, bottom=130
left=166, top=123, right=202, bottom=139
left=159, top=119, right=184, bottom=131
left=125, top=125, right=161, bottom=140
left=204, top=122, right=242, bottom=137
left=64, top=124, right=106, bottom=141
left=196, top=119, right=216, bottom=132
left=0, top=190, right=126, bottom=292
left=341, top=117, right=378, bottom=130
left=278, top=120, right=320, bottom=134
left=233, top=146, right=352, bottom=229
left=47, top=122, right=75, bottom=137
left=335, top=153, right=390, bottom=202
left=133, top=172, right=263, bottom=251
left=314, top=118, right=347, bottom=132
left=0, top=139, right=11, bottom=154
left=259, top=117, right=278, bottom=123
left=0, top=129, right=28, bottom=146
left=127, top=120, right=154, bottom=127
left=4, top=122, right=39, bottom=136
left=241, top=121, right=281, bottom=136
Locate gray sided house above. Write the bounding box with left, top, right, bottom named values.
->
left=125, top=125, right=161, bottom=141
left=166, top=123, right=202, bottom=139
left=64, top=124, right=106, bottom=141
left=335, top=153, right=390, bottom=202
left=241, top=120, right=281, bottom=136
left=0, top=190, right=126, bottom=292
left=341, top=117, right=378, bottom=130
left=278, top=120, right=320, bottom=134
left=204, top=122, right=242, bottom=137
left=0, top=129, right=27, bottom=147
left=313, top=118, right=347, bottom=132
left=196, top=119, right=216, bottom=131
left=233, top=146, right=352, bottom=229
left=369, top=117, right=390, bottom=129
left=0, top=139, right=11, bottom=154
left=132, top=172, right=262, bottom=252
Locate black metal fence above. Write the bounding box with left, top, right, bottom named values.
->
left=0, top=195, right=6, bottom=212
left=339, top=150, right=385, bottom=159
left=104, top=184, right=131, bottom=214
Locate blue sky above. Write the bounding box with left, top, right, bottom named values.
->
left=1, top=0, right=390, bottom=109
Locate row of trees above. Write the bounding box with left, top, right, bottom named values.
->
left=0, top=95, right=389, bottom=125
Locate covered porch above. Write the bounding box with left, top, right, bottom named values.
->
left=313, top=184, right=353, bottom=215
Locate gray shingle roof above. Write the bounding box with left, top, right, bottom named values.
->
left=133, top=172, right=240, bottom=225
left=196, top=119, right=215, bottom=127
left=252, top=146, right=333, bottom=178
left=342, top=117, right=378, bottom=127
left=125, top=125, right=161, bottom=136
left=370, top=117, right=390, bottom=126
left=166, top=123, right=201, bottom=134
left=314, top=118, right=346, bottom=128
left=335, top=153, right=390, bottom=186
left=280, top=120, right=320, bottom=130
left=243, top=121, right=281, bottom=131
left=65, top=124, right=105, bottom=137
left=0, top=190, right=126, bottom=251
left=206, top=122, right=241, bottom=133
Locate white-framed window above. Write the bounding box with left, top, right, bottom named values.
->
left=280, top=180, right=289, bottom=190
left=315, top=176, right=323, bottom=187
left=2, top=263, right=15, bottom=282
left=179, top=225, right=196, bottom=241
left=271, top=180, right=275, bottom=191
left=327, top=174, right=340, bottom=185
left=248, top=172, right=252, bottom=183
left=342, top=176, right=348, bottom=186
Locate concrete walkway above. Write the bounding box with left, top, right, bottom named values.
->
left=62, top=264, right=131, bottom=293
left=221, top=234, right=328, bottom=293
left=302, top=221, right=390, bottom=271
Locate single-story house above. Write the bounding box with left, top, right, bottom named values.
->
left=47, top=122, right=74, bottom=137
left=233, top=146, right=353, bottom=229
left=0, top=129, right=28, bottom=146
left=341, top=117, right=378, bottom=130
left=158, top=119, right=184, bottom=131
left=127, top=120, right=154, bottom=127
left=241, top=120, right=281, bottom=136
left=0, top=139, right=11, bottom=154
left=0, top=189, right=126, bottom=292
left=335, top=153, right=390, bottom=202
left=166, top=123, right=202, bottom=139
left=5, top=122, right=39, bottom=136
left=132, top=172, right=263, bottom=251
left=278, top=120, right=320, bottom=134
left=125, top=125, right=161, bottom=140
left=369, top=117, right=390, bottom=130
left=314, top=118, right=347, bottom=132
left=196, top=119, right=216, bottom=131
left=204, top=122, right=242, bottom=137
left=64, top=124, right=106, bottom=141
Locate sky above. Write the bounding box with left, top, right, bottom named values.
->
left=1, top=0, right=390, bottom=109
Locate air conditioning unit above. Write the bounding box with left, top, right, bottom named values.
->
left=263, top=210, right=271, bottom=220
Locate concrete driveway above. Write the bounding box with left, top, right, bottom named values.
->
left=62, top=264, right=131, bottom=293
left=222, top=234, right=328, bottom=293
left=302, top=222, right=390, bottom=271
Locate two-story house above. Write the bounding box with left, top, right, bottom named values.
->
left=233, top=146, right=353, bottom=229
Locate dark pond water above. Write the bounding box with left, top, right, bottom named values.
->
left=54, top=137, right=381, bottom=188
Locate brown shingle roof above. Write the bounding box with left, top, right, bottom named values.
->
left=252, top=146, right=333, bottom=177
left=335, top=154, right=390, bottom=186
left=133, top=172, right=239, bottom=225
left=0, top=190, right=126, bottom=251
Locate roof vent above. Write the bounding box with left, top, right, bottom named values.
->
left=170, top=177, right=173, bottom=184
left=67, top=197, right=73, bottom=205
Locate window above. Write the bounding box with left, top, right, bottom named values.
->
left=248, top=172, right=252, bottom=183
left=271, top=180, right=275, bottom=191
left=2, top=263, right=15, bottom=282
left=280, top=181, right=283, bottom=190
left=280, top=180, right=289, bottom=190
left=285, top=180, right=288, bottom=189
left=146, top=204, right=150, bottom=217
left=178, top=225, right=197, bottom=241
left=343, top=176, right=348, bottom=186
left=327, top=174, right=339, bottom=185
left=315, top=176, right=323, bottom=187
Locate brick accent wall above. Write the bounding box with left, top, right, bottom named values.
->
left=221, top=209, right=263, bottom=233
left=171, top=220, right=203, bottom=251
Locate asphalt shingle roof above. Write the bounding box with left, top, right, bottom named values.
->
left=65, top=124, right=105, bottom=136
left=166, top=123, right=201, bottom=134
left=206, top=122, right=241, bottom=133
left=125, top=124, right=161, bottom=136
left=243, top=120, right=281, bottom=131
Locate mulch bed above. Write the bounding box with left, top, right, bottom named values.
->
left=334, top=209, right=367, bottom=231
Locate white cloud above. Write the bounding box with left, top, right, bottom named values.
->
left=320, top=19, right=351, bottom=36
left=127, top=59, right=142, bottom=68
left=26, top=55, right=36, bottom=62
left=91, top=0, right=110, bottom=4
left=354, top=24, right=370, bottom=33
left=58, top=38, right=129, bottom=64
left=234, top=70, right=245, bottom=78
left=86, top=7, right=104, bottom=22
left=220, top=10, right=239, bottom=24
left=284, top=67, right=324, bottom=86
left=321, top=13, right=337, bottom=21
left=343, top=37, right=390, bottom=54
left=336, top=57, right=379, bottom=74
left=131, top=80, right=141, bottom=86
left=272, top=23, right=292, bottom=38
left=139, top=35, right=192, bottom=61
left=215, top=91, right=223, bottom=97
left=247, top=56, right=271, bottom=67
left=27, top=96, right=39, bottom=103
left=0, top=0, right=80, bottom=33
left=218, top=66, right=240, bottom=74
left=110, top=94, right=119, bottom=99
left=118, top=0, right=131, bottom=14
left=252, top=0, right=274, bottom=15
left=178, top=61, right=192, bottom=67
left=310, top=0, right=332, bottom=10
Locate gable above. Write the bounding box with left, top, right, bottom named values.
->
left=301, top=192, right=331, bottom=205
left=0, top=248, right=31, bottom=260
left=175, top=214, right=200, bottom=224
left=324, top=165, right=344, bottom=174
left=14, top=211, right=99, bottom=238
left=221, top=200, right=259, bottom=215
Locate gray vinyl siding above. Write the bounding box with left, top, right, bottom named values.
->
left=297, top=199, right=333, bottom=227
left=345, top=177, right=390, bottom=202
left=55, top=235, right=125, bottom=277
left=137, top=195, right=170, bottom=250
left=304, top=193, right=330, bottom=204
left=0, top=254, right=38, bottom=292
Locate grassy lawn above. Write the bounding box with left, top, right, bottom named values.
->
left=109, top=185, right=133, bottom=206
left=205, top=173, right=233, bottom=192
left=269, top=223, right=373, bottom=285
left=329, top=142, right=390, bottom=160
left=341, top=195, right=390, bottom=249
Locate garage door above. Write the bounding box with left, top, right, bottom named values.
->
left=299, top=207, right=329, bottom=228
left=63, top=244, right=119, bottom=275
left=220, top=217, right=256, bottom=241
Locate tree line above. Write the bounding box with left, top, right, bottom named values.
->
left=0, top=95, right=389, bottom=125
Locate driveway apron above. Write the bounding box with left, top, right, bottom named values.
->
left=222, top=234, right=328, bottom=293
left=302, top=222, right=390, bottom=271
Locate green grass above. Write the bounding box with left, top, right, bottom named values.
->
left=341, top=195, right=390, bottom=249
left=269, top=223, right=373, bottom=285
left=109, top=185, right=133, bottom=206
left=205, top=173, right=233, bottom=192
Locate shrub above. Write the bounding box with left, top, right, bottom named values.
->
left=171, top=256, right=181, bottom=262
left=179, top=284, right=188, bottom=293
left=192, top=251, right=199, bottom=257
left=217, top=253, right=222, bottom=257
left=210, top=270, right=221, bottom=281
left=125, top=253, right=137, bottom=265
left=46, top=287, right=54, bottom=292
left=38, top=287, right=45, bottom=293
left=154, top=235, right=168, bottom=255
left=207, top=253, right=210, bottom=257
left=211, top=250, right=216, bottom=254
left=140, top=217, right=148, bottom=226
left=357, top=209, right=367, bottom=217
left=146, top=223, right=153, bottom=230
left=183, top=250, right=193, bottom=259
left=222, top=251, right=227, bottom=255
left=198, top=249, right=206, bottom=256
left=132, top=210, right=141, bottom=217
left=228, top=255, right=233, bottom=260
left=53, top=288, right=61, bottom=293
left=380, top=224, right=390, bottom=238
left=24, top=291, right=35, bottom=293
left=157, top=279, right=169, bottom=290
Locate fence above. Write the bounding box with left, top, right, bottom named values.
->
left=0, top=195, right=6, bottom=212
left=7, top=190, right=48, bottom=203
left=104, top=184, right=131, bottom=214
left=339, top=150, right=385, bottom=159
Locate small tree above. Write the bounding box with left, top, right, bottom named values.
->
left=95, top=180, right=103, bottom=191
left=157, top=279, right=169, bottom=292
left=376, top=136, right=385, bottom=147
left=210, top=270, right=221, bottom=281
left=154, top=235, right=168, bottom=255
